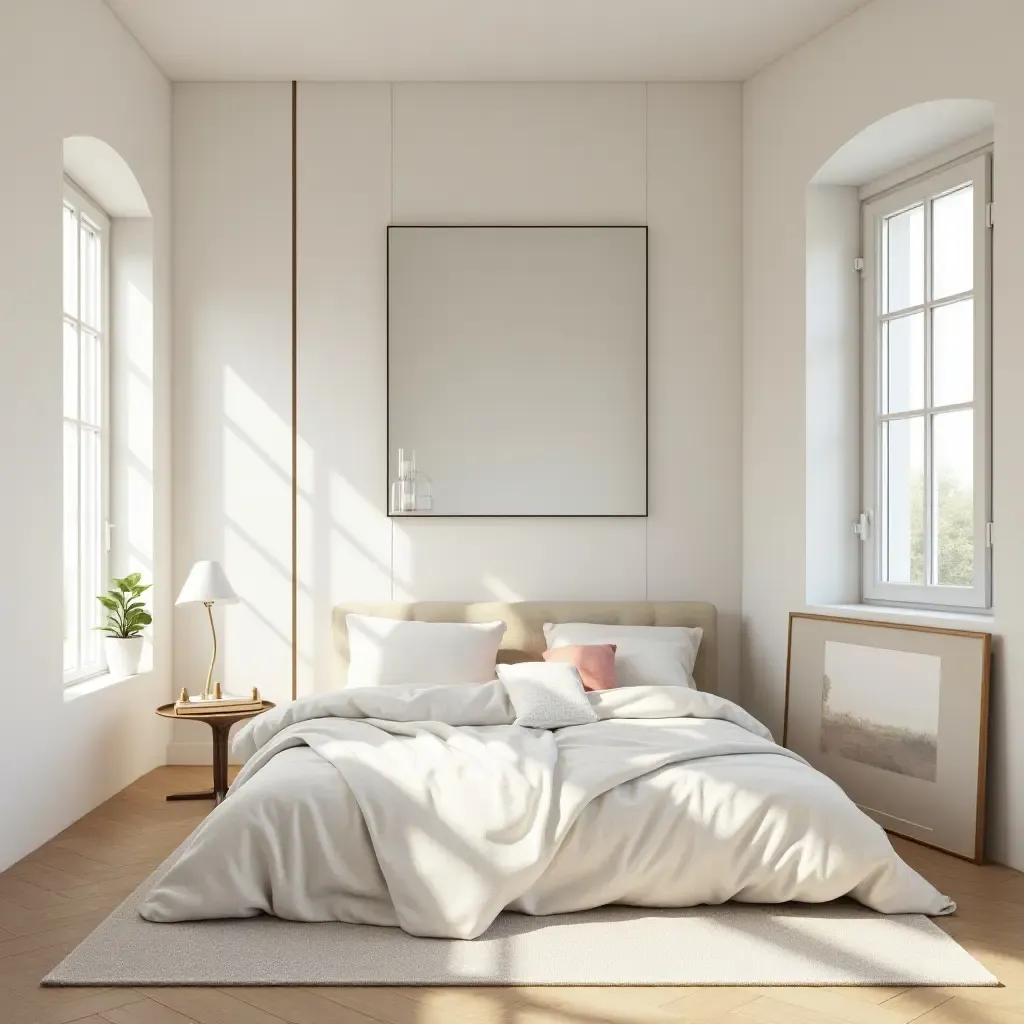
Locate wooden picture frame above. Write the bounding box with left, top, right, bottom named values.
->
left=784, top=612, right=991, bottom=863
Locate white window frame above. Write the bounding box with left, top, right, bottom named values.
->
left=861, top=151, right=992, bottom=610
left=63, top=178, right=111, bottom=684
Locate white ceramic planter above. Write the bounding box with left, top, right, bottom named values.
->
left=104, top=636, right=144, bottom=678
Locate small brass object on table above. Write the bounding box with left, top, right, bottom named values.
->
left=251, top=686, right=260, bottom=702
left=179, top=687, right=189, bottom=704
left=213, top=681, right=222, bottom=700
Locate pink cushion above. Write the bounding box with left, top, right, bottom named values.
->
left=542, top=644, right=617, bottom=691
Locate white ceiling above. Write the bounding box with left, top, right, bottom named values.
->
left=104, top=0, right=871, bottom=82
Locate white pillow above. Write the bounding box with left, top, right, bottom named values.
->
left=543, top=622, right=703, bottom=690
left=497, top=662, right=600, bottom=729
left=346, top=614, right=505, bottom=688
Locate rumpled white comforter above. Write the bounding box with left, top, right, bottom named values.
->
left=139, top=682, right=953, bottom=938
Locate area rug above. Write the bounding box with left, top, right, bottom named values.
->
left=44, top=853, right=996, bottom=987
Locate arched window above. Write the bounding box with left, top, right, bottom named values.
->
left=62, top=136, right=153, bottom=685
left=806, top=99, right=994, bottom=612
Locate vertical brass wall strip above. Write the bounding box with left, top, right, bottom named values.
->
left=291, top=80, right=298, bottom=702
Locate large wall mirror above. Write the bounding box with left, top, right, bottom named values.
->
left=387, top=226, right=648, bottom=516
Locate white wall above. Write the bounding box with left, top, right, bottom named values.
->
left=170, top=84, right=293, bottom=761
left=111, top=218, right=157, bottom=597
left=805, top=185, right=861, bottom=606
left=743, top=0, right=1024, bottom=867
left=173, top=81, right=743, bottom=719
left=0, top=1, right=172, bottom=870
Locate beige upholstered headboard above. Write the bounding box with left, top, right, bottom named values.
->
left=331, top=601, right=718, bottom=693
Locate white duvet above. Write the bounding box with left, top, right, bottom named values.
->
left=139, top=682, right=952, bottom=938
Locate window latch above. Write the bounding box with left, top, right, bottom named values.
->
left=854, top=511, right=872, bottom=542
left=104, top=520, right=115, bottom=553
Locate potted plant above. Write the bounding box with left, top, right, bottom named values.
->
left=96, top=573, right=152, bottom=678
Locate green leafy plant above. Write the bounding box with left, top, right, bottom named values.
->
left=95, top=573, right=153, bottom=638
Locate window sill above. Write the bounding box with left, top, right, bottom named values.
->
left=64, top=652, right=155, bottom=702
left=808, top=603, right=994, bottom=631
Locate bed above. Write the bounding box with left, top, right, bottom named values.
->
left=138, top=601, right=952, bottom=939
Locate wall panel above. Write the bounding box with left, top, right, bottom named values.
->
left=391, top=83, right=647, bottom=224
left=172, top=83, right=292, bottom=755
left=295, top=83, right=393, bottom=694
left=646, top=84, right=743, bottom=699
left=178, top=79, right=744, bottom=717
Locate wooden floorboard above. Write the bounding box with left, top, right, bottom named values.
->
left=0, top=765, right=1021, bottom=1024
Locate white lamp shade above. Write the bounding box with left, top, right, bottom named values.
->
left=175, top=560, right=239, bottom=605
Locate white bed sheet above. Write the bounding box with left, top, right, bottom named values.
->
left=138, top=683, right=951, bottom=938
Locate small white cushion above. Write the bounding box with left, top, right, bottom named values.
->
left=497, top=662, right=600, bottom=729
left=346, top=614, right=505, bottom=688
left=543, top=622, right=703, bottom=689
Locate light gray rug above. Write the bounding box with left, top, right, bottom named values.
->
left=44, top=856, right=996, bottom=987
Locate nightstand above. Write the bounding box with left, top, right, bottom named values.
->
left=156, top=701, right=275, bottom=804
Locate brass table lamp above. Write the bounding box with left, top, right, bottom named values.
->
left=175, top=560, right=239, bottom=699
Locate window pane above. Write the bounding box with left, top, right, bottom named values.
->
left=63, top=320, right=79, bottom=419
left=934, top=409, right=974, bottom=587
left=63, top=204, right=78, bottom=317
left=80, top=221, right=102, bottom=331
left=933, top=299, right=974, bottom=407
left=882, top=312, right=924, bottom=414
left=80, top=329, right=102, bottom=427
left=933, top=184, right=973, bottom=301
left=883, top=204, right=924, bottom=313
left=882, top=416, right=925, bottom=585
left=79, top=427, right=103, bottom=672
left=63, top=422, right=79, bottom=673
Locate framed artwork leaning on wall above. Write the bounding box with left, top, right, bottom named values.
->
left=784, top=612, right=991, bottom=862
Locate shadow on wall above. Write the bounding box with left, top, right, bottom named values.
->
left=218, top=359, right=537, bottom=700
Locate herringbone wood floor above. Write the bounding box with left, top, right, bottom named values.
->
left=1, top=766, right=1023, bottom=1024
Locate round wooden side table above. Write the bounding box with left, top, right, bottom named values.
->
left=156, top=701, right=275, bottom=804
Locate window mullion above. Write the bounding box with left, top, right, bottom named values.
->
left=878, top=418, right=888, bottom=583
left=75, top=209, right=84, bottom=673
left=874, top=221, right=886, bottom=589
left=879, top=401, right=974, bottom=422
left=923, top=191, right=934, bottom=588
left=880, top=302, right=927, bottom=322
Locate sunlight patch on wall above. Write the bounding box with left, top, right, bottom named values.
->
left=126, top=280, right=153, bottom=377
left=295, top=435, right=315, bottom=696
left=221, top=367, right=294, bottom=700
left=223, top=525, right=291, bottom=701
left=126, top=465, right=153, bottom=566
left=223, top=431, right=291, bottom=569
left=223, top=365, right=291, bottom=476
left=329, top=471, right=395, bottom=597
left=110, top=221, right=154, bottom=597
left=124, top=284, right=153, bottom=568
left=391, top=523, right=414, bottom=602
left=482, top=575, right=524, bottom=603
